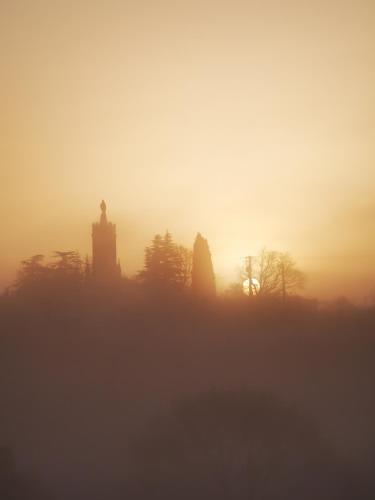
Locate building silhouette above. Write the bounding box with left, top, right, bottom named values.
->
left=92, top=200, right=121, bottom=282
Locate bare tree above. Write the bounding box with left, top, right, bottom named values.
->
left=253, top=249, right=305, bottom=299
left=177, top=246, right=193, bottom=287
left=255, top=248, right=281, bottom=296
left=278, top=252, right=305, bottom=300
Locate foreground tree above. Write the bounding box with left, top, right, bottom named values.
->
left=191, top=233, right=216, bottom=297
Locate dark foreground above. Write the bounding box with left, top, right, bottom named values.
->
left=1, top=289, right=374, bottom=499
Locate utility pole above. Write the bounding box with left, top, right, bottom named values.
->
left=246, top=256, right=253, bottom=296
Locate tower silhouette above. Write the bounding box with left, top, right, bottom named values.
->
left=92, top=201, right=121, bottom=282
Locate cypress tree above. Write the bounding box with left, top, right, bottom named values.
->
left=191, top=233, right=216, bottom=297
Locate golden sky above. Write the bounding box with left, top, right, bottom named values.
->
left=1, top=0, right=374, bottom=300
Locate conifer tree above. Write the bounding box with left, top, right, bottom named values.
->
left=191, top=233, right=216, bottom=297
left=141, top=232, right=187, bottom=288
left=143, top=234, right=164, bottom=283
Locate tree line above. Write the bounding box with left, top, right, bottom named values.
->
left=12, top=231, right=304, bottom=300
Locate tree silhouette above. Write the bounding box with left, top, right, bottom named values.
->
left=278, top=252, right=305, bottom=300
left=50, top=251, right=83, bottom=279
left=191, top=233, right=216, bottom=297
left=253, top=249, right=305, bottom=298
left=177, top=245, right=193, bottom=287
left=15, top=254, right=47, bottom=292
left=47, top=251, right=84, bottom=299
left=14, top=251, right=85, bottom=299
left=255, top=248, right=281, bottom=296
left=140, top=232, right=189, bottom=288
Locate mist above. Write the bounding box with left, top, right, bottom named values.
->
left=1, top=0, right=375, bottom=299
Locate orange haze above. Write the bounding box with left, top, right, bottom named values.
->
left=1, top=0, right=374, bottom=301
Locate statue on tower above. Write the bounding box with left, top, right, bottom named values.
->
left=100, top=199, right=107, bottom=224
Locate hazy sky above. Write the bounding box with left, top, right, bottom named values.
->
left=1, top=0, right=374, bottom=300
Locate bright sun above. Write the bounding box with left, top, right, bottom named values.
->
left=243, top=278, right=260, bottom=296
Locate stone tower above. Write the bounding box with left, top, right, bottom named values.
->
left=92, top=200, right=121, bottom=281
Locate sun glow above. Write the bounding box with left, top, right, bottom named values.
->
left=243, top=278, right=260, bottom=296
